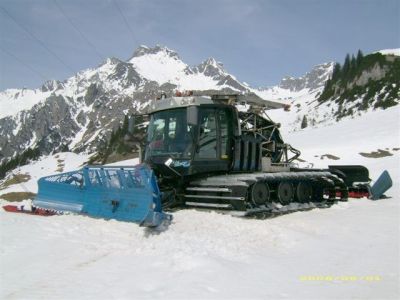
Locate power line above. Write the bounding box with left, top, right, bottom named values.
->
left=0, top=6, right=75, bottom=73
left=112, top=0, right=138, bottom=46
left=112, top=0, right=161, bottom=83
left=0, top=47, right=48, bottom=82
left=53, top=0, right=104, bottom=61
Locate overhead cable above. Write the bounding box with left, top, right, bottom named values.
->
left=0, top=47, right=48, bottom=81
left=112, top=0, right=138, bottom=46
left=0, top=6, right=75, bottom=73
left=53, top=0, right=104, bottom=61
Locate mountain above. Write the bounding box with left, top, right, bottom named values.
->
left=128, top=45, right=247, bottom=91
left=257, top=62, right=334, bottom=100
left=0, top=46, right=398, bottom=164
left=319, top=50, right=400, bottom=118
left=265, top=50, right=399, bottom=133
left=0, top=45, right=248, bottom=162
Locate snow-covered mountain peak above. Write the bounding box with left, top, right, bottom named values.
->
left=130, top=44, right=180, bottom=60
left=40, top=80, right=63, bottom=92
left=279, top=62, right=334, bottom=92
left=105, top=57, right=123, bottom=65
left=257, top=62, right=334, bottom=100
left=203, top=57, right=222, bottom=68
left=127, top=45, right=189, bottom=85
left=255, top=62, right=334, bottom=101
left=125, top=45, right=246, bottom=91
left=195, top=57, right=226, bottom=76
left=6, top=46, right=397, bottom=162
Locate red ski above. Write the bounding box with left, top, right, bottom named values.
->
left=2, top=205, right=58, bottom=216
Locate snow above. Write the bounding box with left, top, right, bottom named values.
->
left=0, top=152, right=89, bottom=194
left=1, top=45, right=399, bottom=298
left=376, top=48, right=400, bottom=56
left=1, top=105, right=399, bottom=299
left=129, top=48, right=233, bottom=91
left=12, top=120, right=22, bottom=136
left=255, top=85, right=311, bottom=101
left=1, top=46, right=397, bottom=122
left=106, top=158, right=139, bottom=166
left=262, top=80, right=399, bottom=134
left=0, top=89, right=52, bottom=119
left=69, top=124, right=88, bottom=150
left=283, top=105, right=400, bottom=175
left=130, top=50, right=188, bottom=85
left=0, top=44, right=243, bottom=151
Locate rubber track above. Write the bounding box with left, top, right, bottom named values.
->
left=184, top=171, right=347, bottom=218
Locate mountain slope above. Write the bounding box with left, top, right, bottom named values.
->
left=0, top=46, right=398, bottom=164
left=319, top=51, right=399, bottom=119
left=266, top=50, right=399, bottom=132
left=256, top=62, right=334, bottom=100
left=0, top=45, right=247, bottom=162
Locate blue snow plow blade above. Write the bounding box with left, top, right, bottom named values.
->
left=33, top=164, right=171, bottom=227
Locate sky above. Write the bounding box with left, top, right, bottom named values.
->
left=0, top=0, right=399, bottom=90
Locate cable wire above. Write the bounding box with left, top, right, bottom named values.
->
left=112, top=0, right=138, bottom=46
left=0, top=6, right=75, bottom=73
left=0, top=47, right=48, bottom=81
left=112, top=0, right=162, bottom=87
left=53, top=0, right=104, bottom=61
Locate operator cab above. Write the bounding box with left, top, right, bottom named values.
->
left=144, top=96, right=239, bottom=178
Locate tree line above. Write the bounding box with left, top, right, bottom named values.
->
left=0, top=147, right=41, bottom=179
left=319, top=50, right=364, bottom=101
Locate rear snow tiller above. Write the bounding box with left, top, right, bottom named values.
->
left=33, top=164, right=171, bottom=227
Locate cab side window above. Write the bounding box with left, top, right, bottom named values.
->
left=218, top=110, right=229, bottom=158
left=198, top=109, right=217, bottom=159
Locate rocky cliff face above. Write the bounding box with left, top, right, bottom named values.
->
left=255, top=62, right=334, bottom=101
left=318, top=51, right=400, bottom=119
left=279, top=63, right=334, bottom=92
left=0, top=45, right=248, bottom=162
left=267, top=50, right=400, bottom=132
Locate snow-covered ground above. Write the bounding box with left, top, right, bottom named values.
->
left=1, top=106, right=399, bottom=299
left=0, top=152, right=89, bottom=194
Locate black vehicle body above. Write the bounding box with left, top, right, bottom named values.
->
left=142, top=94, right=375, bottom=214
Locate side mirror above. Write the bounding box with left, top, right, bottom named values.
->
left=187, top=106, right=198, bottom=126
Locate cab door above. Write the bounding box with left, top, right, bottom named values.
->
left=191, top=107, right=233, bottom=174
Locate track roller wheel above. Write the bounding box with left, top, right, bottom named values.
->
left=339, top=188, right=349, bottom=202
left=277, top=182, right=294, bottom=205
left=312, top=186, right=324, bottom=202
left=296, top=182, right=313, bottom=203
left=250, top=182, right=270, bottom=206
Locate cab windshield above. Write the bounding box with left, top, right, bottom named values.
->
left=146, top=108, right=194, bottom=159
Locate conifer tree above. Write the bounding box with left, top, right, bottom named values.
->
left=122, top=114, right=129, bottom=135
left=0, top=147, right=41, bottom=179
left=301, top=115, right=308, bottom=129
left=342, top=54, right=351, bottom=75
left=332, top=63, right=341, bottom=80
left=356, top=49, right=364, bottom=66
left=350, top=54, right=356, bottom=69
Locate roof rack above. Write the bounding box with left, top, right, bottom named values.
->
left=211, top=93, right=290, bottom=110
